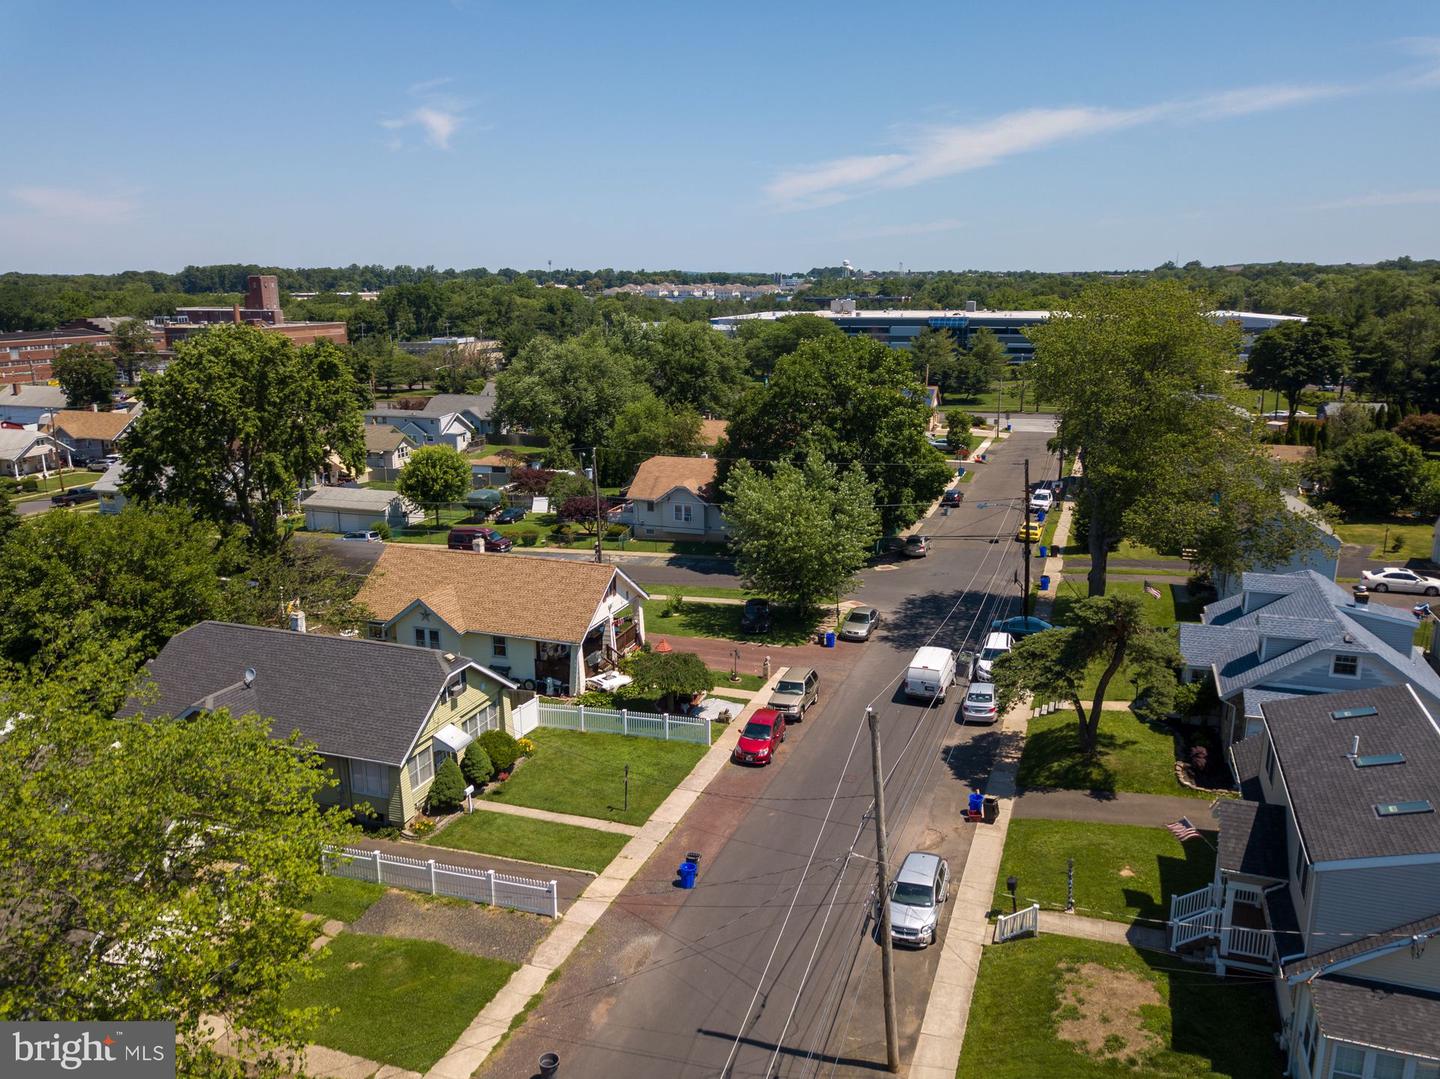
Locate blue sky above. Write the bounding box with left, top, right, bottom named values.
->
left=2, top=0, right=1439, bottom=274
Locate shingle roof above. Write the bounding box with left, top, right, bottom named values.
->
left=0, top=429, right=60, bottom=462
left=1240, top=686, right=1312, bottom=718
left=1263, top=684, right=1440, bottom=863
left=1265, top=445, right=1316, bottom=464
left=49, top=409, right=135, bottom=443
left=357, top=545, right=641, bottom=643
left=301, top=486, right=407, bottom=512
left=132, top=621, right=488, bottom=766
left=627, top=455, right=719, bottom=502
left=364, top=425, right=413, bottom=453
left=699, top=418, right=728, bottom=445
left=0, top=383, right=67, bottom=409
left=1283, top=912, right=1440, bottom=979
left=367, top=391, right=494, bottom=421
left=1215, top=799, right=1288, bottom=878
left=1178, top=623, right=1241, bottom=668
left=1309, top=975, right=1440, bottom=1061
left=91, top=461, right=123, bottom=494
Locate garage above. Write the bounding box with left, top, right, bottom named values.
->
left=301, top=486, right=424, bottom=533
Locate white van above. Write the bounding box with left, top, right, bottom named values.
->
left=904, top=646, right=958, bottom=702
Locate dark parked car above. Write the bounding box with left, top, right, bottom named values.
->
left=740, top=598, right=773, bottom=634
left=51, top=486, right=98, bottom=507
left=447, top=526, right=513, bottom=552
left=494, top=506, right=526, bottom=525
left=941, top=489, right=964, bottom=507
left=990, top=615, right=1056, bottom=639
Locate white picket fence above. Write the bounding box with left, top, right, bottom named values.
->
left=994, top=902, right=1040, bottom=943
left=537, top=702, right=711, bottom=745
left=323, top=846, right=559, bottom=918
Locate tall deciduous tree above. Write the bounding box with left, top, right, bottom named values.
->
left=954, top=327, right=1006, bottom=398
left=722, top=334, right=949, bottom=534
left=637, top=320, right=747, bottom=416
left=992, top=594, right=1180, bottom=756
left=52, top=343, right=117, bottom=409
left=1396, top=413, right=1440, bottom=452
left=734, top=314, right=842, bottom=379
left=396, top=444, right=471, bottom=525
left=109, top=317, right=157, bottom=383
left=1245, top=318, right=1349, bottom=425
left=1324, top=430, right=1424, bottom=516
left=122, top=324, right=365, bottom=549
left=722, top=451, right=880, bottom=611
left=911, top=327, right=957, bottom=390
left=602, top=392, right=702, bottom=486
left=0, top=648, right=355, bottom=1077
left=494, top=331, right=645, bottom=448
left=1028, top=281, right=1247, bottom=595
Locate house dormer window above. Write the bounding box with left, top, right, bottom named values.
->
left=673, top=504, right=693, bottom=523
left=1332, top=654, right=1359, bottom=677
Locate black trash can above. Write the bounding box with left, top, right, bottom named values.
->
left=539, top=1051, right=560, bottom=1077
left=684, top=851, right=701, bottom=867
left=982, top=796, right=999, bottom=824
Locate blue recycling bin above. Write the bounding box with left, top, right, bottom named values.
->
left=677, top=861, right=697, bottom=888
left=824, top=631, right=836, bottom=648
left=1038, top=544, right=1048, bottom=558
left=1040, top=574, right=1051, bottom=591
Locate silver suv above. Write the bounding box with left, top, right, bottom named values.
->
left=885, top=851, right=950, bottom=947
left=768, top=667, right=819, bottom=720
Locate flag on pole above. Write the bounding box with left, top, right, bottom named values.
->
left=1144, top=580, right=1162, bottom=600
left=1165, top=817, right=1202, bottom=842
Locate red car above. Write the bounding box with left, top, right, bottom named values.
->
left=732, top=708, right=785, bottom=766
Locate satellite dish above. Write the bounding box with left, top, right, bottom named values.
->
left=243, top=667, right=256, bottom=688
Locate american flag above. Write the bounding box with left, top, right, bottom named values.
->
left=1144, top=581, right=1162, bottom=600
left=1166, top=817, right=1202, bottom=842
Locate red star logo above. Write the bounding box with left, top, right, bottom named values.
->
left=103, top=1037, right=115, bottom=1046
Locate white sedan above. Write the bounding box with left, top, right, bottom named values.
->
left=1362, top=567, right=1440, bottom=595
left=1029, top=488, right=1055, bottom=512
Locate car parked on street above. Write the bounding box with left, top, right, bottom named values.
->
left=961, top=681, right=1000, bottom=724
left=902, top=534, right=931, bottom=558
left=341, top=530, right=381, bottom=542
left=494, top=506, right=526, bottom=525
left=840, top=606, right=880, bottom=641
left=885, top=851, right=950, bottom=947
left=740, top=597, right=773, bottom=634
left=941, top=489, right=964, bottom=507
left=990, top=615, right=1055, bottom=639
left=732, top=708, right=785, bottom=766
left=972, top=631, right=1015, bottom=681
left=1016, top=522, right=1041, bottom=543
left=447, top=526, right=514, bottom=552
left=1029, top=488, right=1054, bottom=512
left=768, top=667, right=819, bottom=719
left=1361, top=567, right=1440, bottom=595
left=50, top=486, right=98, bottom=507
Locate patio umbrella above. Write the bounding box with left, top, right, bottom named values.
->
left=654, top=638, right=672, bottom=653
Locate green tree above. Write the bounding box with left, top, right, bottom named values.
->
left=953, top=327, right=1006, bottom=397
left=626, top=650, right=714, bottom=713
left=1325, top=430, right=1424, bottom=516
left=1396, top=413, right=1440, bottom=452
left=1028, top=281, right=1245, bottom=594
left=221, top=540, right=372, bottom=634
left=1244, top=318, right=1349, bottom=425
left=734, top=314, right=842, bottom=379
left=109, top=317, right=157, bottom=383
left=1325, top=402, right=1375, bottom=449
left=396, top=444, right=471, bottom=525
left=638, top=320, right=747, bottom=415
left=722, top=334, right=949, bottom=533
left=0, top=507, right=235, bottom=669
left=602, top=392, right=702, bottom=486
left=52, top=343, right=117, bottom=409
left=427, top=757, right=466, bottom=813
left=122, top=324, right=365, bottom=549
left=945, top=409, right=973, bottom=445
left=494, top=331, right=645, bottom=448
left=992, top=594, right=1180, bottom=756
left=911, top=327, right=956, bottom=391
left=0, top=647, right=355, bottom=1076
left=0, top=490, right=17, bottom=546
left=461, top=743, right=494, bottom=788
left=722, top=451, right=880, bottom=611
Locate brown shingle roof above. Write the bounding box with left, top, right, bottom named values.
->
left=364, top=425, right=413, bottom=453
left=699, top=418, right=728, bottom=446
left=627, top=455, right=719, bottom=502
left=356, top=545, right=632, bottom=643
left=49, top=409, right=134, bottom=443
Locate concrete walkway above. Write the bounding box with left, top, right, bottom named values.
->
left=1011, top=788, right=1220, bottom=827
left=345, top=837, right=597, bottom=907
left=1035, top=909, right=1169, bottom=952
left=421, top=669, right=784, bottom=1079
left=449, top=797, right=640, bottom=836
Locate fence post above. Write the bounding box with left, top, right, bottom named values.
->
left=705, top=714, right=712, bottom=746
left=663, top=712, right=671, bottom=740
left=622, top=708, right=629, bottom=736
left=579, top=704, right=586, bottom=733
left=488, top=868, right=497, bottom=907
left=373, top=849, right=384, bottom=885
left=550, top=881, right=559, bottom=919
left=428, top=859, right=437, bottom=895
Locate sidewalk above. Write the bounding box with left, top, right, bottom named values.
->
left=448, top=797, right=640, bottom=836
left=1035, top=909, right=1168, bottom=951
left=421, top=668, right=784, bottom=1079
left=1012, top=789, right=1219, bottom=827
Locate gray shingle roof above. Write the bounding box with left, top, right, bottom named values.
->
left=1215, top=799, right=1288, bottom=878
left=1263, top=684, right=1440, bottom=863
left=132, top=621, right=490, bottom=766
left=1241, top=686, right=1316, bottom=718
left=367, top=391, right=494, bottom=421
left=1283, top=912, right=1440, bottom=980
left=301, top=486, right=406, bottom=512
left=1309, top=975, right=1440, bottom=1061
left=1177, top=623, right=1237, bottom=668
left=0, top=383, right=67, bottom=410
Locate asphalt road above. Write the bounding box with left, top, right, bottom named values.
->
left=479, top=431, right=1057, bottom=1079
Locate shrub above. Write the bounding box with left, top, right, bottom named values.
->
left=410, top=817, right=437, bottom=836
left=663, top=592, right=685, bottom=617
left=20, top=476, right=39, bottom=492
left=461, top=743, right=494, bottom=788
left=553, top=525, right=575, bottom=545
left=573, top=690, right=616, bottom=707
left=518, top=527, right=539, bottom=546
left=477, top=729, right=521, bottom=774
left=369, top=520, right=392, bottom=541
left=605, top=523, right=627, bottom=540
left=427, top=757, right=466, bottom=813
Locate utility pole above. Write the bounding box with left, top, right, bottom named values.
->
left=867, top=708, right=900, bottom=1074
left=1022, top=458, right=1032, bottom=617
left=591, top=446, right=603, bottom=564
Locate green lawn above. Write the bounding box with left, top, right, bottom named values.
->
left=304, top=876, right=387, bottom=922
left=483, top=728, right=707, bottom=827
left=1332, top=516, right=1435, bottom=559
left=957, top=935, right=1281, bottom=1079
left=427, top=810, right=628, bottom=873
left=709, top=669, right=767, bottom=691
left=283, top=932, right=517, bottom=1073
left=993, top=819, right=1216, bottom=924
left=5, top=469, right=106, bottom=501
left=1018, top=709, right=1207, bottom=798
left=1046, top=582, right=1203, bottom=702
left=642, top=599, right=821, bottom=646
left=648, top=585, right=752, bottom=600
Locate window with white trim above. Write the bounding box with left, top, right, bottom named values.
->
left=461, top=702, right=499, bottom=739
left=1331, top=1045, right=1365, bottom=1078
left=1371, top=1055, right=1405, bottom=1079
left=351, top=760, right=388, bottom=798
left=493, top=636, right=507, bottom=657
left=673, top=503, right=693, bottom=524
left=1332, top=654, right=1359, bottom=677
left=406, top=749, right=434, bottom=789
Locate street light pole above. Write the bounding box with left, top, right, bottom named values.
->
left=868, top=708, right=901, bottom=1074
left=1022, top=458, right=1033, bottom=616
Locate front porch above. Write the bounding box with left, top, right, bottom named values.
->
left=580, top=595, right=646, bottom=678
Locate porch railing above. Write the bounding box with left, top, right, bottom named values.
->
left=995, top=903, right=1040, bottom=943
left=1169, top=883, right=1219, bottom=922
left=1221, top=924, right=1277, bottom=965
left=1171, top=908, right=1219, bottom=950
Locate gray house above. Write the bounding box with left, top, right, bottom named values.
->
left=1168, top=684, right=1440, bottom=1079
left=0, top=382, right=67, bottom=426
left=622, top=454, right=730, bottom=543
left=363, top=387, right=496, bottom=452
left=301, top=485, right=424, bottom=533
left=1179, top=570, right=1440, bottom=744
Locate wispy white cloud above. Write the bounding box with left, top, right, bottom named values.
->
left=9, top=186, right=138, bottom=221
left=843, top=217, right=967, bottom=241
left=1305, top=188, right=1440, bottom=211
left=407, top=76, right=454, bottom=96
left=380, top=78, right=468, bottom=150
left=765, top=79, right=1351, bottom=209
left=1396, top=36, right=1440, bottom=85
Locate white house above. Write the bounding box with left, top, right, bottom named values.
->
left=0, top=383, right=68, bottom=426
left=364, top=425, right=416, bottom=481
left=0, top=429, right=68, bottom=478
left=356, top=545, right=649, bottom=694
left=300, top=486, right=424, bottom=532
left=363, top=389, right=496, bottom=452
left=624, top=455, right=729, bottom=543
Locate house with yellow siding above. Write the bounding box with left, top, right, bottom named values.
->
left=133, top=621, right=516, bottom=826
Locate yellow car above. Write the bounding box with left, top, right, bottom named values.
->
left=1016, top=522, right=1042, bottom=543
